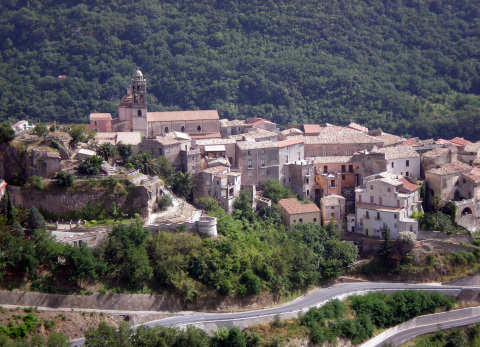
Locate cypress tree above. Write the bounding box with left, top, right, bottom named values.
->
left=26, top=206, right=47, bottom=234
left=5, top=192, right=15, bottom=225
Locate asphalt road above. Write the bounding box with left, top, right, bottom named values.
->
left=69, top=282, right=470, bottom=346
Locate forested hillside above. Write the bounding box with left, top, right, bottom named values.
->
left=1, top=0, right=479, bottom=140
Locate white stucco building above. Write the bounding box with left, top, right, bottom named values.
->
left=352, top=172, right=423, bottom=239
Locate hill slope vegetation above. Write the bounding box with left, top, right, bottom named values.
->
left=1, top=0, right=479, bottom=139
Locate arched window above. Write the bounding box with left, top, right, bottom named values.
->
left=197, top=125, right=201, bottom=132
left=137, top=110, right=142, bottom=117
left=165, top=127, right=169, bottom=133
left=181, top=126, right=185, bottom=132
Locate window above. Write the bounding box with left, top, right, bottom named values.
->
left=331, top=206, right=334, bottom=210
left=261, top=159, right=265, bottom=166
left=297, top=152, right=301, bottom=160
left=307, top=189, right=310, bottom=195
left=248, top=159, right=252, bottom=168
left=322, top=149, right=327, bottom=156
left=192, top=156, right=195, bottom=161
left=166, top=146, right=170, bottom=153
left=137, top=110, right=142, bottom=117
left=159, top=148, right=163, bottom=155
left=306, top=178, right=309, bottom=184
left=283, top=179, right=286, bottom=183
left=192, top=166, right=195, bottom=171
left=324, top=165, right=328, bottom=173
left=248, top=150, right=251, bottom=155
left=346, top=149, right=350, bottom=156
left=359, top=194, right=362, bottom=203
left=394, top=214, right=397, bottom=219
left=260, top=170, right=266, bottom=176
left=333, top=148, right=337, bottom=155
left=248, top=171, right=252, bottom=177
left=206, top=180, right=211, bottom=186
left=349, top=165, right=353, bottom=173
left=282, top=167, right=285, bottom=174
left=391, top=162, right=394, bottom=168
left=406, top=160, right=410, bottom=167
left=387, top=188, right=391, bottom=193
left=294, top=220, right=296, bottom=223
left=216, top=180, right=219, bottom=185
left=94, top=120, right=98, bottom=125
left=285, top=155, right=289, bottom=163
left=197, top=125, right=202, bottom=132
left=331, top=180, right=336, bottom=188
left=342, top=165, right=346, bottom=172
left=370, top=196, right=374, bottom=204
left=181, top=126, right=185, bottom=132
left=370, top=185, right=373, bottom=190
left=306, top=167, right=310, bottom=175
left=376, top=212, right=380, bottom=220
left=289, top=177, right=291, bottom=182
left=331, top=213, right=335, bottom=218
left=442, top=179, right=447, bottom=188
left=311, top=150, right=314, bottom=156
left=299, top=218, right=303, bottom=223
left=165, top=127, right=169, bottom=133
left=342, top=175, right=345, bottom=180
left=406, top=172, right=409, bottom=177
left=313, top=218, right=317, bottom=222
left=261, top=149, right=265, bottom=154
left=365, top=211, right=370, bottom=219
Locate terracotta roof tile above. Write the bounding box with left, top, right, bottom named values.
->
left=303, top=124, right=320, bottom=135
left=347, top=122, right=369, bottom=132
left=89, top=113, right=112, bottom=120
left=275, top=138, right=304, bottom=148
left=399, top=178, right=421, bottom=192
left=370, top=146, right=420, bottom=160
left=450, top=137, right=471, bottom=146
left=147, top=110, right=219, bottom=122
left=278, top=198, right=321, bottom=215
left=463, top=168, right=480, bottom=183
left=236, top=141, right=277, bottom=150
left=321, top=194, right=345, bottom=206
left=426, top=162, right=472, bottom=176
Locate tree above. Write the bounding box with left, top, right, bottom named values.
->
left=5, top=192, right=15, bottom=225
left=116, top=142, right=133, bottom=163
left=0, top=122, right=15, bottom=145
left=25, top=206, right=46, bottom=235
left=120, top=246, right=153, bottom=288
left=171, top=171, right=196, bottom=201
left=233, top=191, right=254, bottom=221
left=432, top=194, right=445, bottom=226
left=380, top=227, right=393, bottom=263
left=68, top=124, right=86, bottom=148
left=78, top=156, right=102, bottom=175
left=34, top=123, right=49, bottom=136
left=129, top=152, right=163, bottom=176
left=56, top=171, right=75, bottom=187
left=96, top=142, right=117, bottom=163
left=262, top=179, right=295, bottom=204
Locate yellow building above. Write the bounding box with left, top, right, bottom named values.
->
left=278, top=198, right=321, bottom=229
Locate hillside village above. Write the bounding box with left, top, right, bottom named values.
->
left=3, top=69, right=480, bottom=243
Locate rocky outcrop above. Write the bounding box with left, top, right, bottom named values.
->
left=8, top=175, right=164, bottom=218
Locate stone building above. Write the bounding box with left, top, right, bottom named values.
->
left=286, top=160, right=316, bottom=202
left=193, top=166, right=241, bottom=213
left=303, top=126, right=383, bottom=158
left=195, top=138, right=237, bottom=167
left=369, top=146, right=421, bottom=179
left=425, top=162, right=472, bottom=201
left=421, top=147, right=458, bottom=177
left=278, top=198, right=321, bottom=229
left=320, top=194, right=346, bottom=230
left=457, top=141, right=480, bottom=166
left=353, top=173, right=422, bottom=239
left=235, top=140, right=280, bottom=187
left=90, top=70, right=220, bottom=138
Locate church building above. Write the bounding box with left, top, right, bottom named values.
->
left=87, top=70, right=220, bottom=138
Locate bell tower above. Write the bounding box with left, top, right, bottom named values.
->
left=131, top=69, right=148, bottom=136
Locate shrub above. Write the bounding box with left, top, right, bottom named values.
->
left=158, top=194, right=172, bottom=211
left=398, top=231, right=417, bottom=244
left=56, top=171, right=75, bottom=187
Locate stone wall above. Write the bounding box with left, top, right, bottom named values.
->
left=7, top=175, right=163, bottom=218
left=417, top=229, right=472, bottom=243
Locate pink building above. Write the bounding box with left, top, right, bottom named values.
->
left=87, top=113, right=112, bottom=133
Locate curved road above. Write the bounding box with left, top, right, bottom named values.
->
left=70, top=282, right=474, bottom=346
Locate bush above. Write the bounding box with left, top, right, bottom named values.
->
left=398, top=231, right=417, bottom=244
left=158, top=194, right=172, bottom=211
left=240, top=270, right=262, bottom=295
left=56, top=171, right=75, bottom=187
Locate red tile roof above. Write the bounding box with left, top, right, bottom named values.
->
left=399, top=178, right=421, bottom=192
left=303, top=124, right=320, bottom=135
left=275, top=138, right=304, bottom=148
left=450, top=137, right=471, bottom=146
left=278, top=198, right=321, bottom=215
left=347, top=122, right=369, bottom=133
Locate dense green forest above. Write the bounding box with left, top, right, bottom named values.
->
left=1, top=0, right=479, bottom=140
